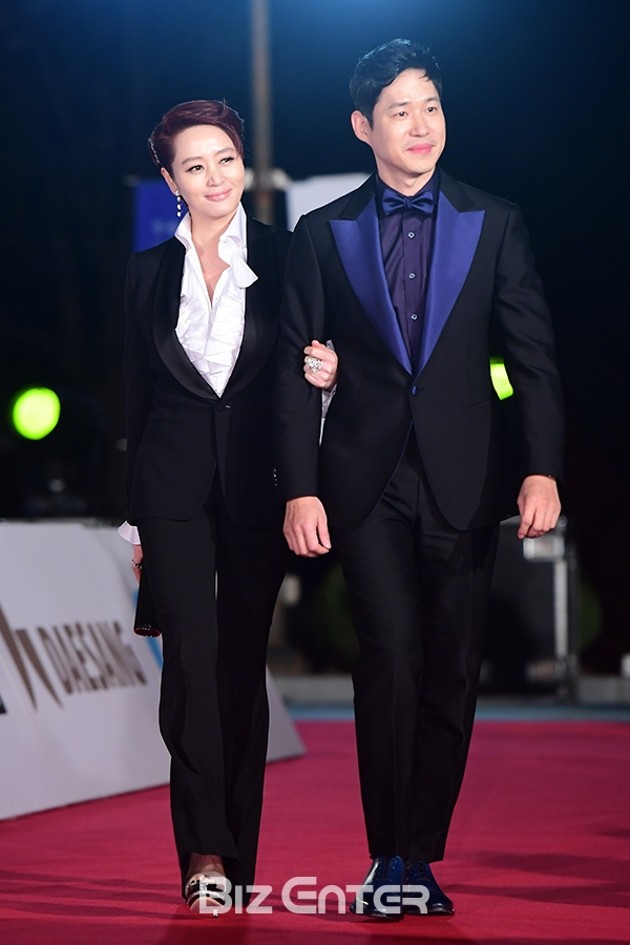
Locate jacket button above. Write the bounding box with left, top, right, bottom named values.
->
left=410, top=386, right=418, bottom=396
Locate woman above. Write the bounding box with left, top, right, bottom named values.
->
left=122, top=100, right=336, bottom=915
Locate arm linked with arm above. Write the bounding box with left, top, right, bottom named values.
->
left=274, top=215, right=332, bottom=555
left=274, top=215, right=329, bottom=500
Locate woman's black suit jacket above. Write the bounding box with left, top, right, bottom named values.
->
left=124, top=217, right=291, bottom=529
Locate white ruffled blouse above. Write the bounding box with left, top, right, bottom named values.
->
left=174, top=204, right=257, bottom=396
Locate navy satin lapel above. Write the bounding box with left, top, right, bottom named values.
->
left=418, top=192, right=484, bottom=373
left=331, top=199, right=412, bottom=374
left=152, top=241, right=217, bottom=401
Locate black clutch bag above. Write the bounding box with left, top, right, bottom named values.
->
left=133, top=570, right=161, bottom=637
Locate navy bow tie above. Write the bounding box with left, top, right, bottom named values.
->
left=381, top=188, right=434, bottom=217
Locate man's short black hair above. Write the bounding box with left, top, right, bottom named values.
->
left=349, top=38, right=442, bottom=123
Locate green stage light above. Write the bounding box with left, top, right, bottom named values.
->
left=10, top=388, right=61, bottom=440
left=490, top=359, right=514, bottom=401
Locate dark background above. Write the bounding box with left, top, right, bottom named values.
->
left=1, top=0, right=628, bottom=670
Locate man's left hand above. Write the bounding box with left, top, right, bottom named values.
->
left=516, top=475, right=561, bottom=539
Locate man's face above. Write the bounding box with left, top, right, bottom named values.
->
left=351, top=68, right=446, bottom=194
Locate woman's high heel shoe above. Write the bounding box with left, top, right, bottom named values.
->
left=184, top=874, right=228, bottom=917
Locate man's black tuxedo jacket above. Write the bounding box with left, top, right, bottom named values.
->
left=275, top=172, right=564, bottom=531
left=124, top=217, right=291, bottom=528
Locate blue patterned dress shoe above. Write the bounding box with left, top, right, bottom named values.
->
left=403, top=859, right=454, bottom=915
left=350, top=855, right=405, bottom=919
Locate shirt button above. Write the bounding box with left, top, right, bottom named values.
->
left=410, top=313, right=418, bottom=321
left=409, top=272, right=416, bottom=279
left=408, top=231, right=415, bottom=238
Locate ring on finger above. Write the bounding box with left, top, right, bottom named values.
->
left=305, top=356, right=323, bottom=373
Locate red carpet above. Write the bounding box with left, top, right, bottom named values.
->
left=1, top=720, right=629, bottom=944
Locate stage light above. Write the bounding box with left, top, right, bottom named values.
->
left=10, top=387, right=61, bottom=440
left=490, top=359, right=514, bottom=400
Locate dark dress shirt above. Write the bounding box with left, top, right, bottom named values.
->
left=376, top=171, right=439, bottom=366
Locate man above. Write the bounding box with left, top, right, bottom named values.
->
left=275, top=39, right=563, bottom=919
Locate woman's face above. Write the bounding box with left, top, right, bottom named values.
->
left=162, top=124, right=245, bottom=227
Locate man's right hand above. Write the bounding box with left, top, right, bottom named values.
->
left=283, top=497, right=331, bottom=557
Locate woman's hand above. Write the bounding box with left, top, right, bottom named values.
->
left=131, top=543, right=144, bottom=585
left=304, top=339, right=338, bottom=391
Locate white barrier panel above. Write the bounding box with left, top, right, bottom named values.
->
left=285, top=173, right=369, bottom=230
left=0, top=522, right=303, bottom=821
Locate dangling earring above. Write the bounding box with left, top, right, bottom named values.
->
left=175, top=191, right=183, bottom=218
